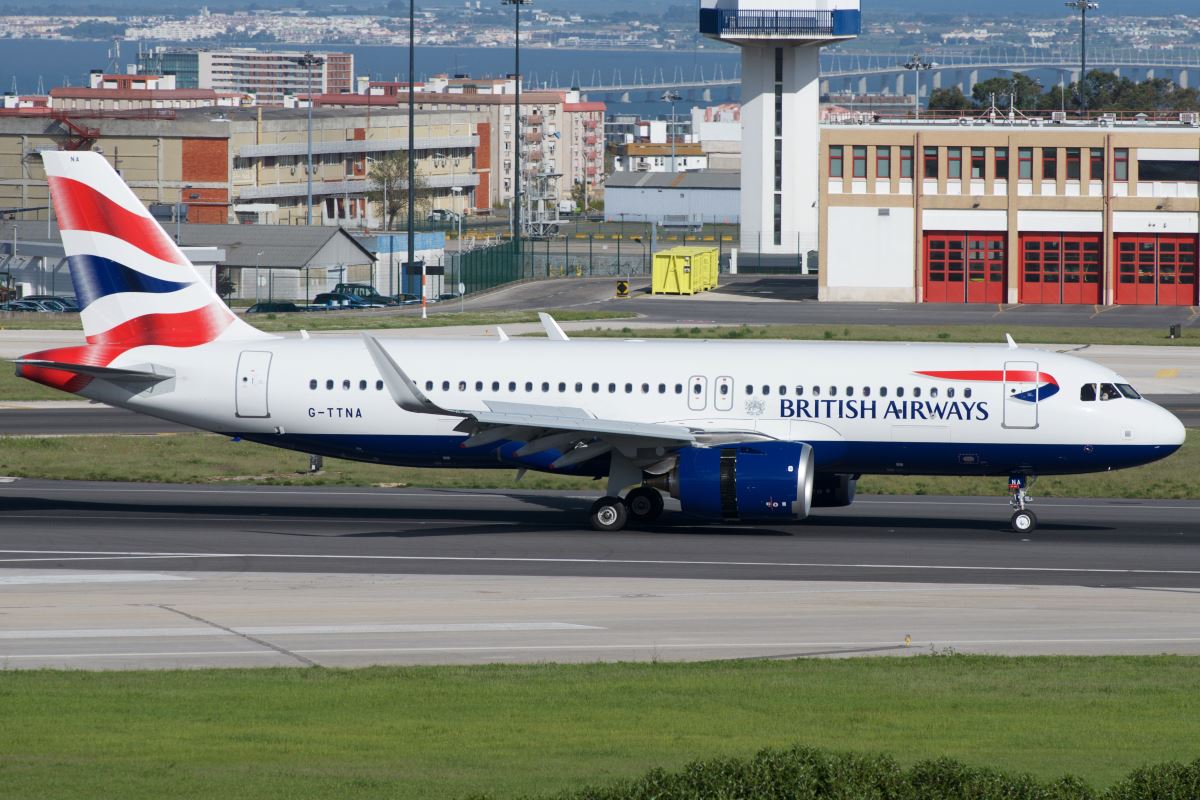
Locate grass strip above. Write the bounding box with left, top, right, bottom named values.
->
left=1, top=657, right=1198, bottom=799
left=575, top=323, right=1200, bottom=347
left=0, top=366, right=73, bottom=401
left=0, top=431, right=1193, bottom=499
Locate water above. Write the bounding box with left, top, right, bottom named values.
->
left=0, top=38, right=743, bottom=115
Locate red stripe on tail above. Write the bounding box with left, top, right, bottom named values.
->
left=48, top=175, right=187, bottom=267
left=86, top=303, right=236, bottom=348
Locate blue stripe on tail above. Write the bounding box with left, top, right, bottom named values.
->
left=67, top=254, right=194, bottom=308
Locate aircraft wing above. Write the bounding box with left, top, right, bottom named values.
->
left=363, top=334, right=695, bottom=469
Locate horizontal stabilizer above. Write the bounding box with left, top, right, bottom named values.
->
left=13, top=359, right=172, bottom=383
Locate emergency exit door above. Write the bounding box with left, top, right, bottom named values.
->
left=1002, top=360, right=1039, bottom=429
left=236, top=351, right=272, bottom=418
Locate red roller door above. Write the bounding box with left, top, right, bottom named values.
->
left=1115, top=234, right=1198, bottom=306
left=925, top=232, right=1005, bottom=303
left=1020, top=233, right=1102, bottom=305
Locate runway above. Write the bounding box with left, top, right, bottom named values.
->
left=1, top=481, right=1198, bottom=668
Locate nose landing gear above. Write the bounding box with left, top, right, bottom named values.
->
left=1009, top=473, right=1037, bottom=532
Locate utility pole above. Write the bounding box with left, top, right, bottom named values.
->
left=662, top=90, right=681, bottom=172
left=502, top=0, right=530, bottom=247
left=408, top=0, right=416, bottom=304
left=1066, top=0, right=1099, bottom=116
left=292, top=53, right=324, bottom=225
left=903, top=54, right=934, bottom=120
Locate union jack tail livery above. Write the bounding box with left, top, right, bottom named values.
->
left=18, top=151, right=269, bottom=391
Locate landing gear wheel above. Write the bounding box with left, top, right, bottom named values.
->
left=1011, top=509, right=1038, bottom=533
left=624, top=487, right=664, bottom=523
left=589, top=496, right=628, bottom=532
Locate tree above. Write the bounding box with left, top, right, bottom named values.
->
left=366, top=153, right=430, bottom=230
left=972, top=74, right=1042, bottom=110
left=927, top=87, right=972, bottom=111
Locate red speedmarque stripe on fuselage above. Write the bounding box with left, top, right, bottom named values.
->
left=48, top=176, right=188, bottom=268
left=916, top=370, right=1058, bottom=386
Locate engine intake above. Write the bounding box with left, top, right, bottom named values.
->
left=648, top=442, right=814, bottom=521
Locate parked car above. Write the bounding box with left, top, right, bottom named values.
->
left=426, top=208, right=460, bottom=224
left=436, top=292, right=462, bottom=302
left=33, top=298, right=80, bottom=312
left=0, top=300, right=50, bottom=312
left=310, top=292, right=381, bottom=309
left=390, top=293, right=423, bottom=305
left=246, top=302, right=303, bottom=314
left=332, top=282, right=398, bottom=306
left=24, top=294, right=78, bottom=309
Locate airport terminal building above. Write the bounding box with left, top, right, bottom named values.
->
left=819, top=117, right=1200, bottom=306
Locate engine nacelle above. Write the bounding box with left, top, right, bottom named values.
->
left=649, top=442, right=814, bottom=521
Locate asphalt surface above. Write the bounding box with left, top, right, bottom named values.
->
left=468, top=275, right=1200, bottom=328
left=1, top=481, right=1197, bottom=589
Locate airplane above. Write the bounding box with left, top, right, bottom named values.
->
left=11, top=151, right=1188, bottom=533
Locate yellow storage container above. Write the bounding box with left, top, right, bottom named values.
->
left=651, top=246, right=720, bottom=295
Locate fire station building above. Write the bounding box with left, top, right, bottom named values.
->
left=819, top=117, right=1200, bottom=305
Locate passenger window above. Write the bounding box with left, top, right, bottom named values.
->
left=746, top=385, right=754, bottom=395
left=1099, top=383, right=1120, bottom=401
left=829, top=386, right=837, bottom=397
left=508, top=381, right=516, bottom=391
left=796, top=386, right=804, bottom=396
left=491, top=381, right=499, bottom=391
left=458, top=381, right=467, bottom=391
left=641, top=383, right=650, bottom=393
left=762, top=386, right=771, bottom=396
left=896, top=387, right=905, bottom=398
left=862, top=386, right=871, bottom=397
left=964, top=388, right=972, bottom=399
left=474, top=381, right=482, bottom=391
left=557, top=382, right=565, bottom=392
left=947, top=387, right=955, bottom=398
left=693, top=384, right=702, bottom=395
left=309, top=379, right=317, bottom=390
left=846, top=386, right=855, bottom=397
left=576, top=382, right=583, bottom=392
left=343, top=379, right=351, bottom=390
left=929, top=387, right=938, bottom=398
left=541, top=381, right=549, bottom=392
left=326, top=380, right=334, bottom=390
left=675, top=384, right=683, bottom=394
left=625, top=383, right=633, bottom=394
left=1080, top=384, right=1096, bottom=402
left=658, top=383, right=666, bottom=394
left=608, top=383, right=616, bottom=393
left=442, top=380, right=450, bottom=391
left=359, top=380, right=367, bottom=390
left=524, top=381, right=533, bottom=392
left=813, top=386, right=821, bottom=396
left=913, top=387, right=922, bottom=398
left=719, top=384, right=729, bottom=396
left=376, top=380, right=383, bottom=391
left=879, top=386, right=888, bottom=397
left=779, top=385, right=787, bottom=396
left=592, top=382, right=600, bottom=393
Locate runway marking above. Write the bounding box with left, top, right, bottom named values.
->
left=8, top=637, right=1200, bottom=662
left=0, top=622, right=602, bottom=640
left=0, top=572, right=190, bottom=586
left=0, top=549, right=1197, bottom=576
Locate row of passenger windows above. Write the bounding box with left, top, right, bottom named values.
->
left=410, top=379, right=974, bottom=399
left=310, top=379, right=385, bottom=391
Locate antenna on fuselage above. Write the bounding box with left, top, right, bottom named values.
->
left=1005, top=333, right=1018, bottom=349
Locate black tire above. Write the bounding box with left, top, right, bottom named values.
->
left=590, top=496, right=628, bottom=532
left=624, top=487, right=665, bottom=523
left=1011, top=509, right=1038, bottom=533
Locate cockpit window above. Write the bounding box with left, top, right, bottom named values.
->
left=1080, top=384, right=1096, bottom=402
left=1116, top=383, right=1142, bottom=400
left=1099, top=383, right=1120, bottom=401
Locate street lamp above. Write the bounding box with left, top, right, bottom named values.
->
left=291, top=53, right=325, bottom=225
left=502, top=0, right=531, bottom=246
left=903, top=54, right=934, bottom=119
left=406, top=0, right=416, bottom=310
left=662, top=90, right=681, bottom=172
left=254, top=250, right=263, bottom=304
left=1065, top=0, right=1099, bottom=116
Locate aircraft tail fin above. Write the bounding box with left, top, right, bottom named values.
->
left=40, top=150, right=269, bottom=347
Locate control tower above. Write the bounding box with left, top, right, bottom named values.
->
left=700, top=1, right=861, bottom=260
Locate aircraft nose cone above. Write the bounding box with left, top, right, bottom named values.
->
left=1158, top=404, right=1187, bottom=448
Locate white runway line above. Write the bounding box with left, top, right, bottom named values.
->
left=0, top=572, right=191, bottom=586
left=0, top=622, right=603, bottom=640
left=0, top=549, right=1198, bottom=576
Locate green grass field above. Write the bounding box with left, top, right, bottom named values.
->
left=576, top=322, right=1200, bottom=348
left=0, top=430, right=1194, bottom=499
left=1, top=657, right=1198, bottom=799
left=0, top=366, right=70, bottom=401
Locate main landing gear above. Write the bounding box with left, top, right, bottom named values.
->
left=588, top=487, right=664, bottom=532
left=1008, top=473, right=1037, bottom=533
